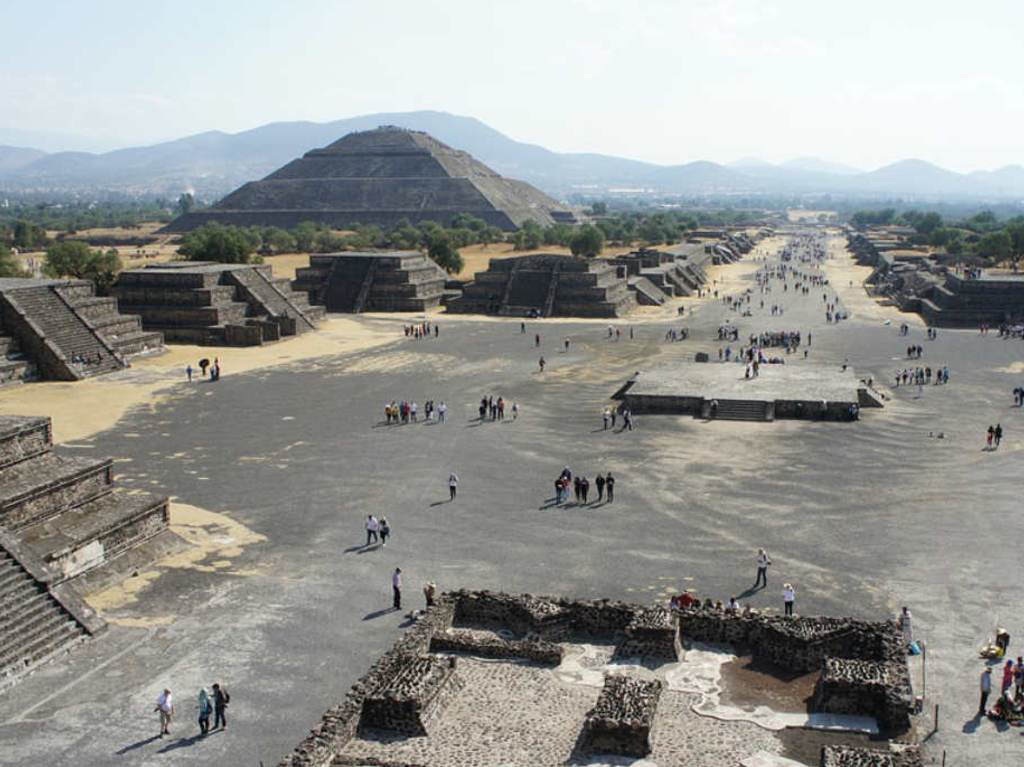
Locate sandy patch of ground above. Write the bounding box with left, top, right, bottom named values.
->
left=787, top=210, right=836, bottom=222
left=84, top=500, right=267, bottom=620
left=0, top=316, right=396, bottom=442
left=823, top=238, right=924, bottom=327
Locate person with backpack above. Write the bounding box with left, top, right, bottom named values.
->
left=212, top=683, right=230, bottom=730
left=379, top=517, right=390, bottom=547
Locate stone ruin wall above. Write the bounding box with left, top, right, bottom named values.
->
left=678, top=608, right=912, bottom=732
left=581, top=675, right=663, bottom=757
left=821, top=744, right=923, bottom=767
left=359, top=655, right=463, bottom=736
left=280, top=591, right=913, bottom=767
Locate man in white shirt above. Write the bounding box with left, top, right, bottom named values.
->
left=755, top=549, right=771, bottom=589
left=366, top=515, right=379, bottom=547
left=392, top=568, right=402, bottom=610
left=438, top=401, right=447, bottom=423
left=155, top=688, right=174, bottom=736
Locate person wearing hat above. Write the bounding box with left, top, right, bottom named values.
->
left=782, top=583, right=796, bottom=617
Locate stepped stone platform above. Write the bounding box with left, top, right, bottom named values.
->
left=163, top=126, right=577, bottom=233
left=0, top=415, right=182, bottom=687
left=849, top=231, right=1024, bottom=327
left=447, top=254, right=637, bottom=318
left=114, top=262, right=325, bottom=346
left=292, top=252, right=448, bottom=313
left=280, top=590, right=914, bottom=767
left=0, top=278, right=164, bottom=382
left=618, top=363, right=867, bottom=421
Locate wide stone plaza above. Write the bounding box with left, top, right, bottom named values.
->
left=0, top=231, right=1019, bottom=766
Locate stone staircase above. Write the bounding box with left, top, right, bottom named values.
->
left=1, top=286, right=125, bottom=379
left=0, top=415, right=179, bottom=686
left=227, top=266, right=318, bottom=332
left=542, top=261, right=562, bottom=317
left=351, top=258, right=379, bottom=314
left=293, top=252, right=447, bottom=313
left=0, top=334, right=35, bottom=386
left=0, top=544, right=88, bottom=686
left=704, top=399, right=772, bottom=422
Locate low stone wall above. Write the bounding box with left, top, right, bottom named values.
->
left=678, top=609, right=912, bottom=732
left=813, top=658, right=911, bottom=732
left=279, top=599, right=456, bottom=767
left=821, top=744, right=922, bottom=767
left=617, top=607, right=679, bottom=660
left=581, top=675, right=662, bottom=757
left=429, top=630, right=564, bottom=665
left=359, top=655, right=462, bottom=736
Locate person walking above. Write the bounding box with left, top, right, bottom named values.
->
left=603, top=408, right=610, bottom=430
left=754, top=549, right=771, bottom=589
left=392, top=567, right=402, bottom=610
left=995, top=423, right=1003, bottom=448
left=448, top=472, right=459, bottom=501
left=595, top=473, right=605, bottom=502
left=538, top=356, right=546, bottom=372
left=783, top=583, right=796, bottom=616
left=987, top=425, right=994, bottom=449
left=535, top=333, right=541, bottom=348
left=186, top=364, right=193, bottom=382
left=512, top=402, right=519, bottom=420
left=379, top=517, right=390, bottom=547
left=212, top=683, right=229, bottom=730
left=605, top=472, right=615, bottom=503
left=197, top=688, right=212, bottom=735
left=155, top=688, right=174, bottom=737
left=980, top=667, right=993, bottom=715
left=366, top=515, right=379, bottom=546
left=1002, top=659, right=1015, bottom=694
left=580, top=476, right=590, bottom=504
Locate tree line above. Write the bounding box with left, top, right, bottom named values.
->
left=852, top=208, right=1024, bottom=264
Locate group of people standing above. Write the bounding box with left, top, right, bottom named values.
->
left=154, top=683, right=229, bottom=738
left=553, top=465, right=615, bottom=505
left=404, top=321, right=438, bottom=339
left=479, top=395, right=517, bottom=421
left=384, top=399, right=447, bottom=424
left=186, top=357, right=222, bottom=382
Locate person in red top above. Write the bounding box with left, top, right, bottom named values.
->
left=1003, top=659, right=1015, bottom=694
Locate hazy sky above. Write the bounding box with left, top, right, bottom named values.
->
left=2, top=0, right=1021, bottom=171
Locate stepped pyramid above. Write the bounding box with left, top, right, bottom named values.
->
left=164, top=126, right=577, bottom=233
left=0, top=416, right=183, bottom=686
left=114, top=262, right=326, bottom=345
left=0, top=278, right=164, bottom=383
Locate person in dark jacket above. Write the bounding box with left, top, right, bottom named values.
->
left=212, top=683, right=230, bottom=730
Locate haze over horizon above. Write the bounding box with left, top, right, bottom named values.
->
left=2, top=0, right=1022, bottom=173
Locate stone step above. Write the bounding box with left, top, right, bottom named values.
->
left=708, top=399, right=770, bottom=422
left=0, top=616, right=84, bottom=682
left=0, top=452, right=114, bottom=530
left=19, top=490, right=169, bottom=580
left=105, top=330, right=164, bottom=358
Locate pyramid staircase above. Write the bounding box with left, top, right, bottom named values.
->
left=293, top=252, right=447, bottom=313
left=0, top=415, right=179, bottom=687
left=0, top=280, right=163, bottom=381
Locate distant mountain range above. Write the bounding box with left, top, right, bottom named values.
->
left=1, top=110, right=1022, bottom=202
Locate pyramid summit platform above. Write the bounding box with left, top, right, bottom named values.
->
left=164, top=126, right=577, bottom=233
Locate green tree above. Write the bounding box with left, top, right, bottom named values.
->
left=260, top=227, right=297, bottom=254
left=175, top=193, right=196, bottom=217
left=512, top=221, right=543, bottom=251
left=974, top=230, right=1012, bottom=262
left=426, top=233, right=463, bottom=274
left=569, top=224, right=605, bottom=257
left=0, top=244, right=28, bottom=278
left=177, top=223, right=260, bottom=263
left=12, top=220, right=47, bottom=249
left=292, top=221, right=320, bottom=251
left=589, top=201, right=608, bottom=216
left=44, top=241, right=122, bottom=293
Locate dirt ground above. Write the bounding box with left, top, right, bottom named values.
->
left=0, top=316, right=397, bottom=443
left=718, top=654, right=818, bottom=712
